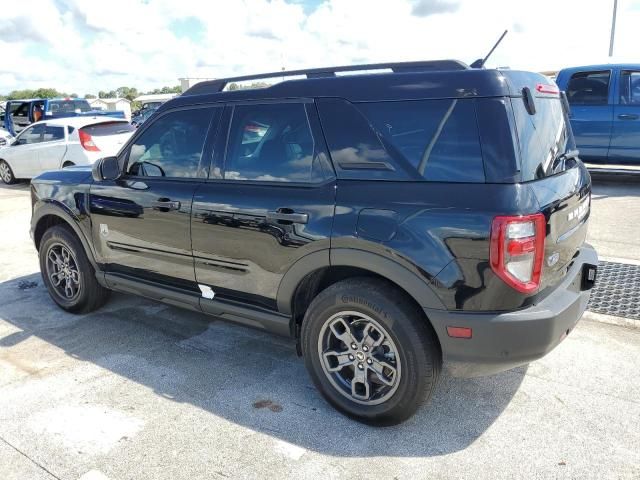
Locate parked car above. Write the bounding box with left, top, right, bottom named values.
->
left=0, top=127, right=13, bottom=148
left=3, top=98, right=126, bottom=136
left=29, top=60, right=597, bottom=425
left=556, top=64, right=640, bottom=164
left=0, top=117, right=134, bottom=184
left=130, top=107, right=158, bottom=128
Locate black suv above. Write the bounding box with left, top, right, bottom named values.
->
left=30, top=60, right=598, bottom=425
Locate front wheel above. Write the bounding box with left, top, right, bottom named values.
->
left=39, top=225, right=110, bottom=313
left=0, top=160, right=16, bottom=184
left=301, top=278, right=441, bottom=426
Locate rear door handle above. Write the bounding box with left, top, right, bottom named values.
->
left=618, top=113, right=639, bottom=120
left=266, top=209, right=309, bottom=224
left=151, top=199, right=181, bottom=211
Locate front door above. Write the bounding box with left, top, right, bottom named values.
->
left=565, top=70, right=613, bottom=161
left=609, top=70, right=640, bottom=164
left=191, top=102, right=336, bottom=311
left=5, top=123, right=46, bottom=178
left=90, top=106, right=221, bottom=291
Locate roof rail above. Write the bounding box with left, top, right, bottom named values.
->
left=183, top=59, right=469, bottom=96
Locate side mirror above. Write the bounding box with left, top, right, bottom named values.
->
left=92, top=156, right=121, bottom=182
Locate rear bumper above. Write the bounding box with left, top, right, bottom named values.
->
left=425, top=245, right=598, bottom=378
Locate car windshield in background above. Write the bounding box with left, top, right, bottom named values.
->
left=511, top=97, right=572, bottom=181
left=49, top=100, right=92, bottom=114
left=82, top=121, right=135, bottom=136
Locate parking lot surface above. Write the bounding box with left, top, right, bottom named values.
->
left=1, top=181, right=639, bottom=480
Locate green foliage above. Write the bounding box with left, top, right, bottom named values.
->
left=5, top=88, right=69, bottom=100
left=2, top=85, right=182, bottom=101
left=146, top=85, right=181, bottom=95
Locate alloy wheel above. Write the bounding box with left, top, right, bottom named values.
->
left=45, top=243, right=81, bottom=301
left=318, top=311, right=401, bottom=405
left=0, top=162, right=11, bottom=183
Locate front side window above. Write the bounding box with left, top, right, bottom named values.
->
left=127, top=108, right=214, bottom=179
left=43, top=125, right=65, bottom=142
left=620, top=71, right=640, bottom=105
left=566, top=71, right=611, bottom=105
left=224, top=103, right=318, bottom=182
left=16, top=124, right=45, bottom=145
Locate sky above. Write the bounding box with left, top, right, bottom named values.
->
left=1, top=0, right=639, bottom=95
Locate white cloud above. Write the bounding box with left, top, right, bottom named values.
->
left=1, top=0, right=639, bottom=95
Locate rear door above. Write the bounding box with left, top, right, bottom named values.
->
left=609, top=69, right=640, bottom=163
left=564, top=70, right=613, bottom=161
left=37, top=123, right=68, bottom=171
left=89, top=106, right=221, bottom=291
left=191, top=101, right=335, bottom=311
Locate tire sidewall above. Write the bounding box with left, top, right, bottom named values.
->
left=0, top=160, right=15, bottom=184
left=302, top=280, right=437, bottom=424
left=39, top=226, right=90, bottom=312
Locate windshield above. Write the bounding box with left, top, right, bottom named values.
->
left=48, top=99, right=92, bottom=114
left=511, top=97, right=576, bottom=181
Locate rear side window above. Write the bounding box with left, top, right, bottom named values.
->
left=43, top=125, right=65, bottom=141
left=127, top=108, right=215, bottom=179
left=566, top=71, right=610, bottom=105
left=48, top=100, right=92, bottom=114
left=620, top=71, right=640, bottom=105
left=511, top=97, right=571, bottom=181
left=224, top=103, right=322, bottom=183
left=83, top=121, right=134, bottom=137
left=317, top=98, right=485, bottom=182
left=358, top=99, right=485, bottom=182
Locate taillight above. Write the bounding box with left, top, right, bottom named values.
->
left=78, top=129, right=100, bottom=151
left=490, top=213, right=546, bottom=293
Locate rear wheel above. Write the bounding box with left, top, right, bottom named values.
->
left=301, top=277, right=441, bottom=426
left=39, top=225, right=110, bottom=313
left=0, top=160, right=16, bottom=184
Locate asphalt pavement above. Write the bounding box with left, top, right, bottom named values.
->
left=1, top=179, right=639, bottom=480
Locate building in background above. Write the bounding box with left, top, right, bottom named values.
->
left=88, top=97, right=131, bottom=120
left=179, top=78, right=215, bottom=93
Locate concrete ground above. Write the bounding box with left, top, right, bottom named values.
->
left=1, top=180, right=639, bottom=480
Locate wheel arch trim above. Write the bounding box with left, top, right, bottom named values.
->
left=276, top=248, right=446, bottom=316
left=31, top=202, right=99, bottom=271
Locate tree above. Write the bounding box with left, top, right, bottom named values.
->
left=70, top=93, right=78, bottom=98
left=115, top=86, right=139, bottom=101
left=85, top=94, right=97, bottom=99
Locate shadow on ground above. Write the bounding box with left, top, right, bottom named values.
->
left=0, top=272, right=525, bottom=458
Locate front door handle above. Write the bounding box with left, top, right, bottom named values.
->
left=618, top=113, right=639, bottom=120
left=151, top=199, right=181, bottom=212
left=266, top=209, right=309, bottom=224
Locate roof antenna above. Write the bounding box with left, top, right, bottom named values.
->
left=470, top=30, right=508, bottom=69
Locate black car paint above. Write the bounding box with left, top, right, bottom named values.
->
left=30, top=66, right=594, bottom=377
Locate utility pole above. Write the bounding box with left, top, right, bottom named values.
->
left=609, top=0, right=618, bottom=57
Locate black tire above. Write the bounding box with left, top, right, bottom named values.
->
left=39, top=224, right=110, bottom=314
left=301, top=277, right=441, bottom=426
left=0, top=160, right=16, bottom=184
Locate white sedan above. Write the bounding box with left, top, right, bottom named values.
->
left=0, top=116, right=135, bottom=184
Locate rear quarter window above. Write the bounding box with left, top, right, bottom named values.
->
left=317, top=98, right=485, bottom=182
left=511, top=97, right=571, bottom=181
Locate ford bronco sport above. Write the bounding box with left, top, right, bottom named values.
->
left=30, top=60, right=598, bottom=425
